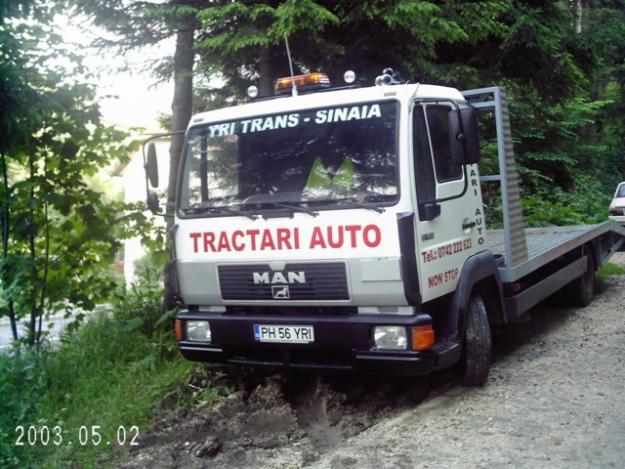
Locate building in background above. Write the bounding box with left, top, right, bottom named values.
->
left=113, top=138, right=171, bottom=285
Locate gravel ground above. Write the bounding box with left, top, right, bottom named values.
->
left=118, top=253, right=625, bottom=469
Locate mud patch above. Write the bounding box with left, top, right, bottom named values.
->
left=116, top=371, right=431, bottom=469
left=115, top=272, right=625, bottom=468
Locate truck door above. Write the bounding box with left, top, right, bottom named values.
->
left=411, top=101, right=483, bottom=303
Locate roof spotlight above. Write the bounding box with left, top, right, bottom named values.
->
left=247, top=85, right=258, bottom=98
left=375, top=68, right=402, bottom=86
left=375, top=74, right=393, bottom=86
left=343, top=70, right=356, bottom=84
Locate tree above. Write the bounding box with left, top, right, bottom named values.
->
left=66, top=0, right=207, bottom=217
left=0, top=1, right=147, bottom=345
left=195, top=0, right=625, bottom=227
left=194, top=1, right=589, bottom=102
left=66, top=0, right=625, bottom=235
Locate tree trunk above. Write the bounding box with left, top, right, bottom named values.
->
left=28, top=155, right=37, bottom=346
left=36, top=156, right=50, bottom=348
left=575, top=0, right=583, bottom=34
left=166, top=26, right=195, bottom=218
left=0, top=148, right=18, bottom=342
left=259, top=47, right=275, bottom=97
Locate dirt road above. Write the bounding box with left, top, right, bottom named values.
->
left=119, top=255, right=625, bottom=469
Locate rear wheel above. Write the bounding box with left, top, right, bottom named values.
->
left=461, top=293, right=492, bottom=386
left=569, top=254, right=595, bottom=307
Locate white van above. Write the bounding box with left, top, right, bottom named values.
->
left=609, top=182, right=625, bottom=225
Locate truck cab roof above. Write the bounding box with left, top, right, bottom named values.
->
left=187, top=83, right=466, bottom=129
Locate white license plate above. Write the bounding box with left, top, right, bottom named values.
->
left=253, top=324, right=314, bottom=344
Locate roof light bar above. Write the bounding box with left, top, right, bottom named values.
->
left=275, top=72, right=331, bottom=94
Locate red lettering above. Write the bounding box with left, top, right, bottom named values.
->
left=189, top=232, right=201, bottom=253
left=232, top=230, right=245, bottom=251
left=260, top=229, right=276, bottom=250
left=363, top=224, right=381, bottom=248
left=344, top=225, right=361, bottom=248
left=428, top=273, right=443, bottom=288
left=217, top=231, right=231, bottom=251
left=246, top=229, right=260, bottom=250
left=276, top=228, right=292, bottom=250
left=191, top=225, right=381, bottom=253
left=294, top=228, right=300, bottom=249
left=309, top=226, right=327, bottom=249
left=326, top=226, right=344, bottom=248
left=203, top=232, right=216, bottom=252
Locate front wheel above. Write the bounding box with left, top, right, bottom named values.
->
left=461, top=293, right=492, bottom=386
left=163, top=261, right=181, bottom=311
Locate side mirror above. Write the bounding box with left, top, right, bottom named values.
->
left=460, top=107, right=480, bottom=164
left=418, top=201, right=441, bottom=221
left=146, top=143, right=159, bottom=188
left=448, top=109, right=465, bottom=166
left=448, top=106, right=481, bottom=166
left=147, top=191, right=160, bottom=214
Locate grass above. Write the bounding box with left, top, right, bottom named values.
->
left=596, top=261, right=625, bottom=292
left=38, top=318, right=196, bottom=467
left=597, top=261, right=625, bottom=279
left=0, top=279, right=226, bottom=469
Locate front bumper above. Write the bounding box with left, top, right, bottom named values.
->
left=176, top=310, right=460, bottom=375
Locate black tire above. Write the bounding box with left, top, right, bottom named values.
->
left=569, top=254, right=595, bottom=307
left=162, top=261, right=180, bottom=311
left=461, top=293, right=492, bottom=386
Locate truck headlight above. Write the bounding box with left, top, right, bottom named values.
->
left=186, top=320, right=212, bottom=342
left=373, top=326, right=407, bottom=349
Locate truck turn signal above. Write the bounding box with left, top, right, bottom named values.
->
left=411, top=325, right=435, bottom=351
left=175, top=319, right=183, bottom=341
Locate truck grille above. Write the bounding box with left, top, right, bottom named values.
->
left=218, top=262, right=349, bottom=301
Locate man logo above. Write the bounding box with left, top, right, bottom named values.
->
left=271, top=285, right=290, bottom=299
left=252, top=270, right=304, bottom=300
left=252, top=271, right=306, bottom=285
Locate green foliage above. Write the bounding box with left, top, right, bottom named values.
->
left=596, top=261, right=625, bottom=292
left=71, top=0, right=625, bottom=228
left=199, top=0, right=338, bottom=53
left=0, top=3, right=153, bottom=346
left=0, top=266, right=207, bottom=468
left=65, top=0, right=190, bottom=51
left=191, top=1, right=625, bottom=227
left=0, top=348, right=46, bottom=467
left=597, top=261, right=625, bottom=279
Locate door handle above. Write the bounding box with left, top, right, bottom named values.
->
left=462, top=221, right=476, bottom=230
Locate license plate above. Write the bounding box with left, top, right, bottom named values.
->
left=253, top=324, right=314, bottom=344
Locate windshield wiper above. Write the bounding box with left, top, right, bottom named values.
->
left=332, top=197, right=386, bottom=213
left=256, top=201, right=319, bottom=217
left=181, top=205, right=258, bottom=220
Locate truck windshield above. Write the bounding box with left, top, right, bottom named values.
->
left=179, top=100, right=398, bottom=214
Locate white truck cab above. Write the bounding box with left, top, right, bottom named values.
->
left=144, top=71, right=625, bottom=384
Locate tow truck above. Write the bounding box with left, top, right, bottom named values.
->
left=144, top=69, right=625, bottom=385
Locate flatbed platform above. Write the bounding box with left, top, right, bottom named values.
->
left=487, top=222, right=625, bottom=282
